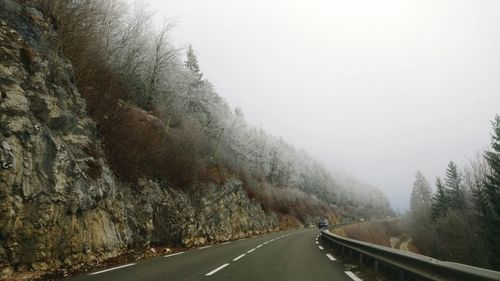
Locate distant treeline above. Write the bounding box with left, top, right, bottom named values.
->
left=407, top=115, right=500, bottom=270
left=39, top=0, right=392, bottom=221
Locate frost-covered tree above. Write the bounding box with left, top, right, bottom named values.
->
left=145, top=20, right=176, bottom=110
left=408, top=171, right=434, bottom=255
left=46, top=0, right=394, bottom=226
left=410, top=171, right=433, bottom=213
left=185, top=45, right=203, bottom=84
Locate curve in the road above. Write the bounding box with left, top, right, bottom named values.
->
left=65, top=228, right=364, bottom=281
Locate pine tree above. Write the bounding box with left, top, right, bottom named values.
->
left=483, top=114, right=500, bottom=269
left=185, top=45, right=203, bottom=83
left=410, top=171, right=432, bottom=214
left=432, top=177, right=448, bottom=218
left=484, top=115, right=500, bottom=219
left=408, top=171, right=433, bottom=254
left=445, top=161, right=466, bottom=210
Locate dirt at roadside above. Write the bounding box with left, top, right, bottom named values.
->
left=333, top=219, right=420, bottom=254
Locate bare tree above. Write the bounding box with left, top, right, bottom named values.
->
left=145, top=20, right=176, bottom=110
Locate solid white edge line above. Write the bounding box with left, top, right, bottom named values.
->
left=205, top=263, right=230, bottom=276
left=164, top=252, right=184, bottom=258
left=199, top=245, right=212, bottom=250
left=247, top=248, right=256, bottom=253
left=326, top=254, right=336, bottom=261
left=345, top=271, right=363, bottom=281
left=89, top=263, right=135, bottom=275
left=233, top=254, right=246, bottom=261
left=318, top=246, right=324, bottom=250
left=222, top=241, right=230, bottom=245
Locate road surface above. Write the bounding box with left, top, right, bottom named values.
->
left=65, top=228, right=360, bottom=281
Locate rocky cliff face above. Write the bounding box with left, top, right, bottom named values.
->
left=0, top=2, right=277, bottom=279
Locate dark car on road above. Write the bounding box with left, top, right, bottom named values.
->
left=318, top=219, right=329, bottom=229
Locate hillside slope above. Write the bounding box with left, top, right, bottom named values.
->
left=0, top=1, right=391, bottom=279
left=0, top=3, right=281, bottom=279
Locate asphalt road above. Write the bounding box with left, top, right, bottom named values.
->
left=65, top=228, right=358, bottom=281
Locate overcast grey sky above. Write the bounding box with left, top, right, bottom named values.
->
left=142, top=0, right=500, bottom=211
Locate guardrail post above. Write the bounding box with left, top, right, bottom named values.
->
left=373, top=259, right=379, bottom=273
left=359, top=253, right=363, bottom=266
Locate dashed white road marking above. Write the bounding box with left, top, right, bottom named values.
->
left=315, top=241, right=319, bottom=244
left=318, top=246, right=324, bottom=250
left=263, top=241, right=269, bottom=245
left=199, top=245, right=212, bottom=250
left=256, top=244, right=262, bottom=248
left=164, top=252, right=184, bottom=258
left=89, top=263, right=135, bottom=275
left=326, top=254, right=336, bottom=261
left=205, top=263, right=230, bottom=276
left=345, top=271, right=363, bottom=281
left=233, top=254, right=246, bottom=261
left=247, top=248, right=256, bottom=253
left=221, top=241, right=230, bottom=245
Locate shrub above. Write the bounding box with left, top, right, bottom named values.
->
left=40, top=1, right=206, bottom=188
left=103, top=104, right=204, bottom=186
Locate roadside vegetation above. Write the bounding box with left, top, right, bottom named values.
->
left=406, top=115, right=500, bottom=270
left=37, top=0, right=392, bottom=224
left=332, top=116, right=500, bottom=270
left=333, top=219, right=409, bottom=249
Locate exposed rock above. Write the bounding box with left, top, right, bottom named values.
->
left=0, top=3, right=279, bottom=280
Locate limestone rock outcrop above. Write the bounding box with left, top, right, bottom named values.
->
left=0, top=2, right=278, bottom=279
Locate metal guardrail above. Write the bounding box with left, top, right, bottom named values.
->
left=320, top=229, right=500, bottom=281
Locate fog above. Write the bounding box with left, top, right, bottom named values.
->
left=141, top=0, right=500, bottom=211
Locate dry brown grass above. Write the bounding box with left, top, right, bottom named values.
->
left=334, top=219, right=403, bottom=247
left=277, top=214, right=302, bottom=230
left=251, top=183, right=338, bottom=223
left=37, top=1, right=209, bottom=188
left=103, top=104, right=204, bottom=186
